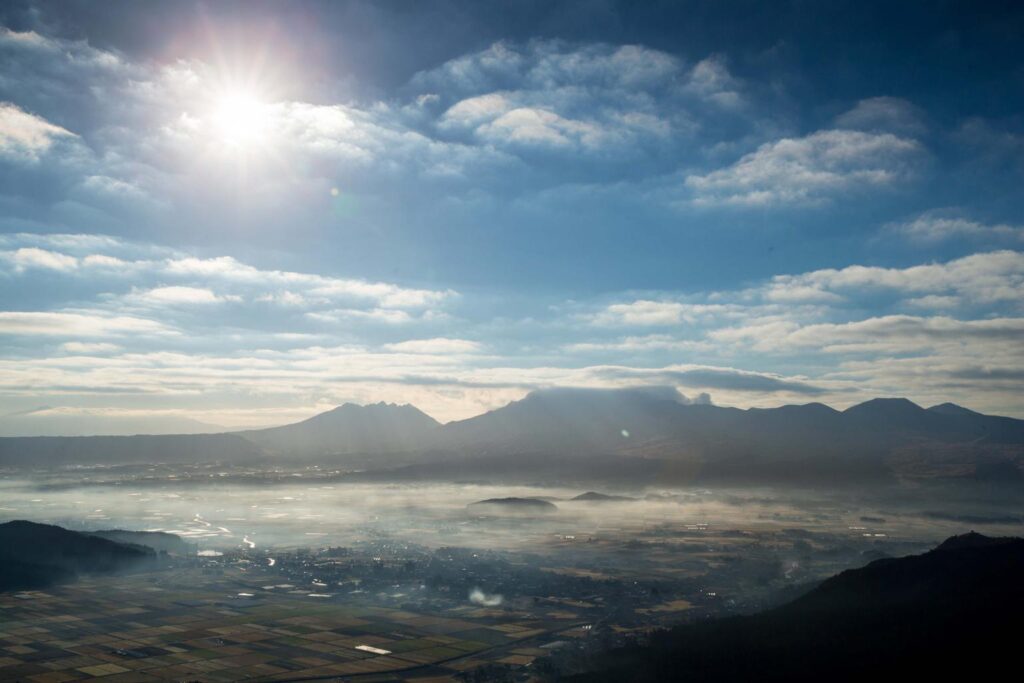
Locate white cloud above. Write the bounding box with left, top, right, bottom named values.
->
left=479, top=107, right=606, bottom=148
left=0, top=28, right=57, bottom=51
left=564, top=249, right=1024, bottom=416
left=684, top=56, right=744, bottom=109
left=80, top=174, right=150, bottom=201
left=61, top=341, right=122, bottom=353
left=762, top=250, right=1024, bottom=306
left=589, top=300, right=733, bottom=326
left=162, top=255, right=453, bottom=311
left=414, top=41, right=685, bottom=94
left=0, top=27, right=123, bottom=71
left=592, top=300, right=688, bottom=326
left=0, top=234, right=454, bottom=313
left=905, top=295, right=960, bottom=309
left=565, top=334, right=713, bottom=353
left=834, top=97, right=926, bottom=135
left=427, top=40, right=737, bottom=158
left=132, top=286, right=234, bottom=305
left=1, top=247, right=78, bottom=272
left=686, top=129, right=922, bottom=206
left=385, top=338, right=482, bottom=354
left=760, top=282, right=842, bottom=304
left=81, top=254, right=140, bottom=271
left=256, top=290, right=308, bottom=307
left=442, top=93, right=513, bottom=127
left=441, top=95, right=647, bottom=152
left=0, top=103, right=76, bottom=160
left=712, top=315, right=1024, bottom=355
left=0, top=311, right=173, bottom=337
left=0, top=233, right=131, bottom=255
left=313, top=308, right=416, bottom=325
left=889, top=212, right=1024, bottom=244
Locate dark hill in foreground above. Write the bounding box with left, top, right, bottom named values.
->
left=571, top=532, right=1024, bottom=682
left=0, top=521, right=161, bottom=592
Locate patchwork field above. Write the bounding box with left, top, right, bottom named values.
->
left=0, top=569, right=581, bottom=682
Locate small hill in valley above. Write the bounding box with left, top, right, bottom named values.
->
left=0, top=520, right=160, bottom=592
left=571, top=491, right=635, bottom=502
left=468, top=497, right=559, bottom=514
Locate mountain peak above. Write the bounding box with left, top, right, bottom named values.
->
left=241, top=401, right=441, bottom=456
left=844, top=397, right=924, bottom=414
left=756, top=402, right=840, bottom=416
left=314, top=401, right=437, bottom=422
left=927, top=402, right=981, bottom=417
left=329, top=401, right=405, bottom=411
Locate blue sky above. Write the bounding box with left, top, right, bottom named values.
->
left=0, top=0, right=1022, bottom=431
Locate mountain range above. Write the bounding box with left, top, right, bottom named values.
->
left=0, top=388, right=1021, bottom=486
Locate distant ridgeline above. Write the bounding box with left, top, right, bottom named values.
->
left=0, top=521, right=186, bottom=592
left=0, top=390, right=1022, bottom=486
left=567, top=532, right=1024, bottom=682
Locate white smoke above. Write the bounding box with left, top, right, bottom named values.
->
left=469, top=587, right=503, bottom=606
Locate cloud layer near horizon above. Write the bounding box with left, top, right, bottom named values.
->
left=1, top=231, right=1021, bottom=429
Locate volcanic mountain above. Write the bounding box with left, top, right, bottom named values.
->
left=239, top=401, right=441, bottom=459
left=1, top=388, right=1021, bottom=485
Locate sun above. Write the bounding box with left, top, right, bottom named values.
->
left=210, top=88, right=272, bottom=147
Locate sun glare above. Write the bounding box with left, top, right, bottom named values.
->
left=210, top=89, right=271, bottom=146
